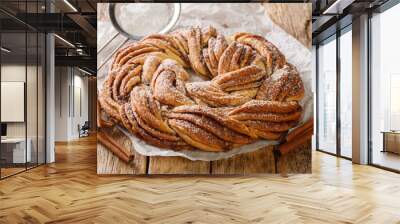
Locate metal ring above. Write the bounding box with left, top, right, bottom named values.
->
left=109, top=3, right=181, bottom=40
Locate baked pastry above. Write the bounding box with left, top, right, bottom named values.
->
left=99, top=26, right=305, bottom=152
left=186, top=81, right=256, bottom=107
left=256, top=63, right=304, bottom=101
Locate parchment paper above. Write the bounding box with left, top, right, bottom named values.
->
left=104, top=3, right=313, bottom=161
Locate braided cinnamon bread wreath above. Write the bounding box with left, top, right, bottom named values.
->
left=98, top=26, right=305, bottom=152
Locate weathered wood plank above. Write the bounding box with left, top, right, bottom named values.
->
left=211, top=146, right=276, bottom=174
left=148, top=156, right=210, bottom=174
left=97, top=128, right=147, bottom=174
left=277, top=140, right=312, bottom=174
left=263, top=3, right=312, bottom=49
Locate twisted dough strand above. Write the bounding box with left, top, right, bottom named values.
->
left=186, top=81, right=254, bottom=107
left=256, top=63, right=304, bottom=101
left=151, top=59, right=194, bottom=106
left=166, top=112, right=253, bottom=145
left=233, top=32, right=286, bottom=75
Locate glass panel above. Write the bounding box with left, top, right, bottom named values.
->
left=0, top=0, right=46, bottom=178
left=371, top=3, right=400, bottom=171
left=339, top=28, right=352, bottom=158
left=317, top=36, right=337, bottom=154
left=26, top=0, right=39, bottom=169
left=38, top=32, right=45, bottom=165
left=1, top=30, right=27, bottom=177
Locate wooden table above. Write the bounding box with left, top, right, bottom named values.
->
left=97, top=3, right=311, bottom=175
left=263, top=3, right=312, bottom=49
left=381, top=131, right=400, bottom=155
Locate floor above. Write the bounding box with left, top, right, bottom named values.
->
left=1, top=163, right=42, bottom=178
left=0, top=167, right=25, bottom=178
left=0, top=136, right=399, bottom=223
left=372, top=150, right=400, bottom=171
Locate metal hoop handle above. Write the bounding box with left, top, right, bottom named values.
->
left=109, top=3, right=181, bottom=40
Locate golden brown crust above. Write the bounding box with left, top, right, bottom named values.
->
left=230, top=110, right=302, bottom=122
left=256, top=63, right=304, bottom=101
left=224, top=81, right=262, bottom=92
left=167, top=112, right=253, bottom=144
left=203, top=34, right=228, bottom=77
left=152, top=70, right=194, bottom=106
left=113, top=64, right=142, bottom=102
left=201, top=26, right=217, bottom=47
left=150, top=59, right=194, bottom=106
left=170, top=29, right=189, bottom=55
left=229, top=100, right=300, bottom=115
left=122, top=104, right=192, bottom=150
left=231, top=88, right=259, bottom=101
left=141, top=34, right=189, bottom=67
left=142, top=55, right=162, bottom=84
left=212, top=65, right=265, bottom=91
left=132, top=107, right=180, bottom=142
left=130, top=86, right=175, bottom=134
left=119, top=103, right=133, bottom=131
left=252, top=129, right=282, bottom=140
left=99, top=72, right=123, bottom=122
left=99, top=26, right=305, bottom=152
left=172, top=105, right=258, bottom=139
left=233, top=33, right=286, bottom=74
left=244, top=120, right=297, bottom=132
left=112, top=43, right=161, bottom=70
left=186, top=81, right=252, bottom=107
left=187, top=27, right=212, bottom=78
left=169, top=119, right=229, bottom=152
left=203, top=48, right=217, bottom=77
left=218, top=42, right=238, bottom=75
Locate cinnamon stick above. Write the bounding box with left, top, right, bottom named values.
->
left=286, top=118, right=313, bottom=142
left=287, top=126, right=313, bottom=142
left=100, top=119, right=114, bottom=128
left=97, top=100, right=102, bottom=128
left=279, top=128, right=313, bottom=155
left=97, top=131, right=134, bottom=163
left=278, top=154, right=288, bottom=177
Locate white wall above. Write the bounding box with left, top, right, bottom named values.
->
left=54, top=67, right=89, bottom=141
left=55, top=66, right=69, bottom=141
left=71, top=73, right=89, bottom=138
left=1, top=65, right=26, bottom=138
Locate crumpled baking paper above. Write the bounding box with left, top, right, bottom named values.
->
left=107, top=3, right=313, bottom=161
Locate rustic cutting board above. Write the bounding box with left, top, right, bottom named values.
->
left=96, top=3, right=311, bottom=175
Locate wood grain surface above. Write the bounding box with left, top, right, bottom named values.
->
left=264, top=3, right=312, bottom=49
left=211, top=146, right=276, bottom=174
left=149, top=156, right=211, bottom=174
left=96, top=3, right=312, bottom=175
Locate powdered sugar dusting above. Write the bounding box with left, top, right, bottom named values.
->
left=115, top=3, right=173, bottom=37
